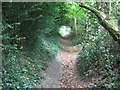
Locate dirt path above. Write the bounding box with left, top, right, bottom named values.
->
left=59, top=38, right=85, bottom=88
left=37, top=38, right=86, bottom=88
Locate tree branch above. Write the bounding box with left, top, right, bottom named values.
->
left=79, top=2, right=120, bottom=44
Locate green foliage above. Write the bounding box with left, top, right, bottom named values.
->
left=70, top=2, right=120, bottom=88
left=75, top=27, right=120, bottom=88
left=2, top=2, right=61, bottom=88
left=2, top=1, right=120, bottom=89
left=73, top=20, right=120, bottom=88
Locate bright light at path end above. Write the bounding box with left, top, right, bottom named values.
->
left=59, top=26, right=72, bottom=37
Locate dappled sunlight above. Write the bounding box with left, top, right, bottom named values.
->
left=2, top=2, right=119, bottom=89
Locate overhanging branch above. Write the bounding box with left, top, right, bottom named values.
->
left=79, top=2, right=120, bottom=44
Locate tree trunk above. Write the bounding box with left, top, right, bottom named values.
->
left=108, top=0, right=112, bottom=15
left=79, top=2, right=120, bottom=44
left=74, top=17, right=77, bottom=35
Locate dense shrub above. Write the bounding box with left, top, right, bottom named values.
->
left=2, top=2, right=61, bottom=88
left=74, top=27, right=120, bottom=88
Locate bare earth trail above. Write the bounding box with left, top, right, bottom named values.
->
left=37, top=38, right=88, bottom=88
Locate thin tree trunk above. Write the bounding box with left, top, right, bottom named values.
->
left=79, top=2, right=120, bottom=44
left=74, top=17, right=77, bottom=35
left=108, top=0, right=112, bottom=15
left=96, top=1, right=101, bottom=11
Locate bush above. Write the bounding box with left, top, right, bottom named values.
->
left=75, top=27, right=120, bottom=88
left=2, top=2, right=61, bottom=88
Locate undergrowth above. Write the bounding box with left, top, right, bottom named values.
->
left=2, top=2, right=61, bottom=88
left=72, top=27, right=120, bottom=88
left=2, top=35, right=60, bottom=88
